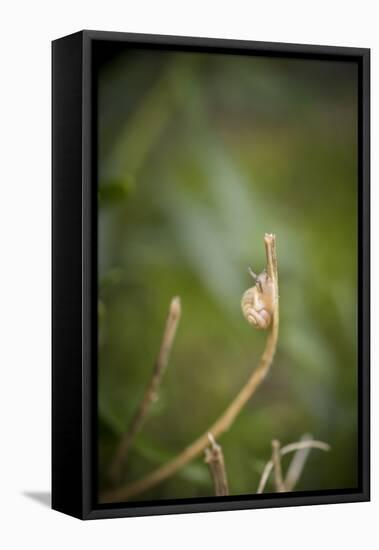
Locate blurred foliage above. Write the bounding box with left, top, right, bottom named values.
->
left=97, top=47, right=358, bottom=501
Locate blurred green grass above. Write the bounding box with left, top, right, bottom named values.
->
left=97, top=49, right=358, bottom=500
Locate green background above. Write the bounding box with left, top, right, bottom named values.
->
left=97, top=48, right=358, bottom=501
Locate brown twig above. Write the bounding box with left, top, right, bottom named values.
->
left=108, top=296, right=182, bottom=484
left=101, top=233, right=279, bottom=503
left=271, top=440, right=285, bottom=492
left=257, top=438, right=330, bottom=494
left=204, top=433, right=229, bottom=496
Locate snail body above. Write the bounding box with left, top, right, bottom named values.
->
left=241, top=269, right=275, bottom=330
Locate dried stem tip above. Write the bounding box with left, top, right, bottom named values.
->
left=204, top=433, right=229, bottom=497
left=169, top=296, right=181, bottom=320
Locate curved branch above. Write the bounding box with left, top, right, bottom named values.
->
left=101, top=233, right=279, bottom=503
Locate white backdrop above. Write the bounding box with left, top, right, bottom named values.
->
left=0, top=1, right=376, bottom=548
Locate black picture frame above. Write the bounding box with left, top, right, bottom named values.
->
left=52, top=30, right=370, bottom=520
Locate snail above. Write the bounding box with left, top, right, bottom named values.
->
left=241, top=267, right=275, bottom=330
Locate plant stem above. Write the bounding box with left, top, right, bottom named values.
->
left=257, top=439, right=330, bottom=494
left=204, top=433, right=229, bottom=496
left=101, top=233, right=279, bottom=503
left=284, top=433, right=313, bottom=491
left=272, top=440, right=285, bottom=492
left=108, top=296, right=181, bottom=484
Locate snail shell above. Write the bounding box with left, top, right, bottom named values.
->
left=241, top=269, right=275, bottom=330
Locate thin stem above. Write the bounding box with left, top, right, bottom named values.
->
left=265, top=233, right=277, bottom=281
left=204, top=433, right=229, bottom=496
left=108, top=296, right=182, bottom=484
left=101, top=233, right=279, bottom=503
left=284, top=433, right=313, bottom=491
left=271, top=440, right=285, bottom=492
left=257, top=439, right=330, bottom=494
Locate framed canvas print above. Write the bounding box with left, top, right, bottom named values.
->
left=52, top=30, right=370, bottom=520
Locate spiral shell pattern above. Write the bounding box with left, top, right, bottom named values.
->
left=241, top=276, right=273, bottom=331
